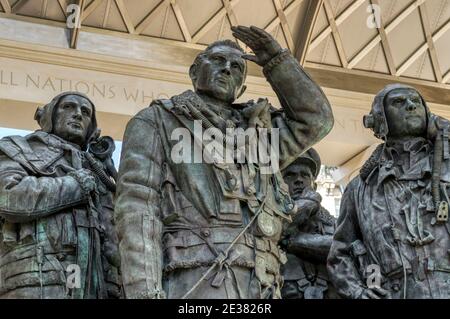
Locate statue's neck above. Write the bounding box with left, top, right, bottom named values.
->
left=385, top=135, right=427, bottom=154
left=197, top=92, right=233, bottom=116
left=47, top=131, right=82, bottom=150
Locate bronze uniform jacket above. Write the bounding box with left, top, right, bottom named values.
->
left=0, top=131, right=120, bottom=299
left=328, top=138, right=450, bottom=299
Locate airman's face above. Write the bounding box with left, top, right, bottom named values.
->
left=282, top=163, right=315, bottom=200
left=192, top=45, right=246, bottom=103
left=384, top=88, right=427, bottom=139
left=53, top=95, right=93, bottom=146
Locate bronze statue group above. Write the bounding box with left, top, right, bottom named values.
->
left=0, top=25, right=448, bottom=299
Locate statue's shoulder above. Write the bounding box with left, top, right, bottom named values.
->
left=130, top=100, right=168, bottom=126
left=0, top=130, right=64, bottom=172
left=0, top=132, right=49, bottom=173
left=341, top=175, right=364, bottom=199
left=0, top=133, right=39, bottom=157
left=359, top=144, right=385, bottom=182
left=0, top=135, right=23, bottom=158
left=134, top=91, right=196, bottom=123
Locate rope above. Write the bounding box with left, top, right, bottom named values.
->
left=181, top=195, right=268, bottom=299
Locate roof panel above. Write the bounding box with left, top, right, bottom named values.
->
left=221, top=17, right=237, bottom=42
left=387, top=8, right=425, bottom=68
left=103, top=0, right=128, bottom=33
left=284, top=0, right=295, bottom=7
left=311, top=4, right=329, bottom=39
left=380, top=0, right=415, bottom=27
left=159, top=6, right=184, bottom=41
left=286, top=0, right=309, bottom=49
left=269, top=24, right=282, bottom=40
left=435, top=30, right=450, bottom=79
left=307, top=34, right=342, bottom=67
left=234, top=0, right=277, bottom=29
left=334, top=0, right=358, bottom=17
left=353, top=43, right=389, bottom=74
left=44, top=0, right=66, bottom=22
left=140, top=3, right=168, bottom=38
left=425, top=0, right=450, bottom=34
left=14, top=0, right=42, bottom=17
left=274, top=24, right=289, bottom=50
left=0, top=0, right=448, bottom=88
left=177, top=0, right=223, bottom=35
left=402, top=51, right=436, bottom=81
left=197, top=15, right=226, bottom=45
left=83, top=0, right=110, bottom=28
left=338, top=0, right=378, bottom=60
left=331, top=0, right=356, bottom=17
left=125, top=0, right=162, bottom=28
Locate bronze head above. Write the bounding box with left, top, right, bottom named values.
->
left=34, top=91, right=99, bottom=149
left=189, top=40, right=247, bottom=104
left=282, top=148, right=321, bottom=200
left=363, top=84, right=430, bottom=141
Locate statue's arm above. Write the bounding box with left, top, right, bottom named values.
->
left=287, top=232, right=332, bottom=264
left=291, top=190, right=322, bottom=227
left=266, top=53, right=334, bottom=170
left=100, top=201, right=123, bottom=298
left=327, top=178, right=366, bottom=299
left=284, top=194, right=330, bottom=263
left=230, top=26, right=333, bottom=169
left=114, top=108, right=165, bottom=299
left=0, top=155, right=87, bottom=223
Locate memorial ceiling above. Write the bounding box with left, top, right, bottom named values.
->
left=0, top=0, right=449, bottom=104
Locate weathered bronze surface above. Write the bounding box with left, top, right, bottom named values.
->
left=328, top=84, right=450, bottom=299
left=281, top=148, right=338, bottom=299
left=0, top=92, right=121, bottom=299
left=114, top=25, right=334, bottom=299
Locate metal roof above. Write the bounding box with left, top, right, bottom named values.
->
left=1, top=0, right=449, bottom=92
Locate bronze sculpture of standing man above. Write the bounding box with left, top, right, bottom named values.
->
left=115, top=25, right=334, bottom=299
left=328, top=84, right=450, bottom=299
left=281, top=149, right=338, bottom=299
left=0, top=92, right=121, bottom=299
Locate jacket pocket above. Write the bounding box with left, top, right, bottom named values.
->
left=372, top=224, right=404, bottom=276
left=18, top=222, right=35, bottom=245
left=1, top=221, right=18, bottom=245
left=60, top=214, right=77, bottom=248
left=45, top=213, right=77, bottom=250
left=160, top=163, right=195, bottom=225
left=211, top=164, right=245, bottom=224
